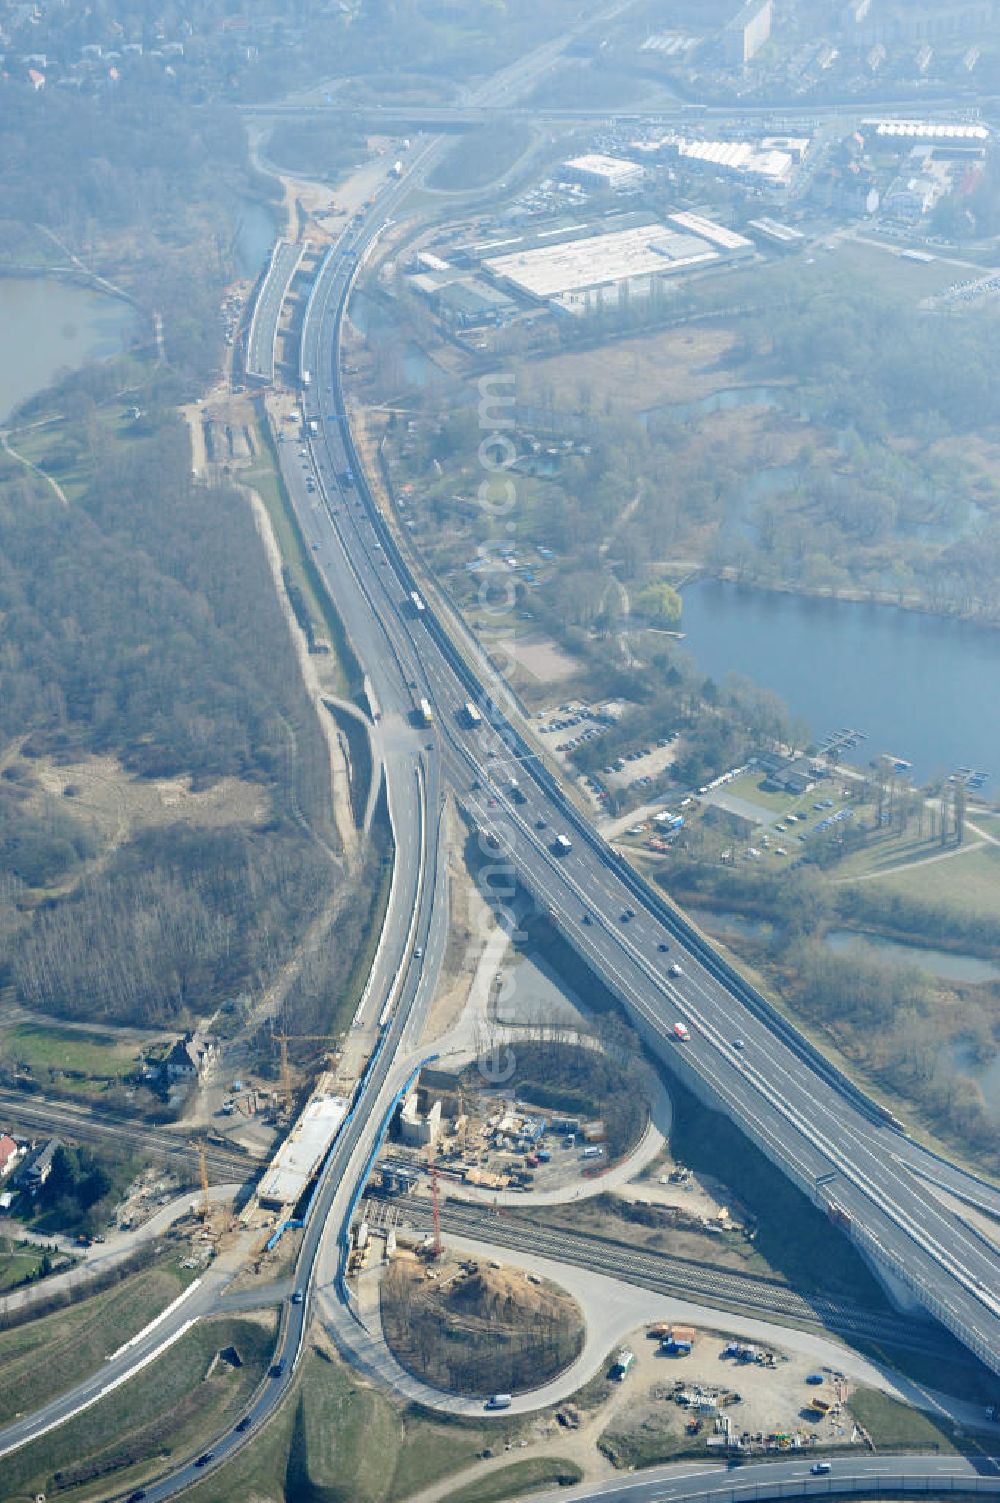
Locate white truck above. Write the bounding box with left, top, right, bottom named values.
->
left=553, top=833, right=572, bottom=856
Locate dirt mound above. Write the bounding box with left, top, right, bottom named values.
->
left=381, top=1257, right=584, bottom=1397
left=447, top=1265, right=545, bottom=1322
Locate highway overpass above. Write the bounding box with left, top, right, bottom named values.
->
left=245, top=237, right=306, bottom=385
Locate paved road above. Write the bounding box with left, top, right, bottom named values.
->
left=293, top=229, right=1000, bottom=1378
left=245, top=238, right=305, bottom=384
left=534, top=1455, right=1000, bottom=1503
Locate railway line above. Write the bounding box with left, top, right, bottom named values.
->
left=375, top=1199, right=961, bottom=1361
left=0, top=1088, right=255, bottom=1183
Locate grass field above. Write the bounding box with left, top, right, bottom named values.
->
left=8, top=393, right=149, bottom=504
left=0, top=1252, right=195, bottom=1425
left=184, top=1345, right=497, bottom=1503
left=0, top=1236, right=67, bottom=1293
left=715, top=772, right=827, bottom=820
left=2, top=1021, right=141, bottom=1080
left=848, top=1388, right=961, bottom=1454
left=4, top=1312, right=275, bottom=1503
left=438, top=1458, right=583, bottom=1503
left=861, top=841, right=1000, bottom=920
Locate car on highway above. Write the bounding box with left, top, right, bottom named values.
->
left=733, top=1038, right=746, bottom=1050
left=126, top=1492, right=147, bottom=1502
left=414, top=946, right=424, bottom=959
left=270, top=1359, right=286, bottom=1378
left=582, top=912, right=592, bottom=925
left=668, top=962, right=683, bottom=976
left=657, top=941, right=669, bottom=952
left=195, top=1452, right=214, bottom=1467
left=291, top=1290, right=304, bottom=1305
left=621, top=907, right=635, bottom=922
left=810, top=1462, right=832, bottom=1474
left=673, top=1021, right=691, bottom=1042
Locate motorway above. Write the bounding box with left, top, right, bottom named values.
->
left=287, top=218, right=1000, bottom=1380
left=4, top=14, right=1000, bottom=1501
left=528, top=1456, right=1000, bottom=1503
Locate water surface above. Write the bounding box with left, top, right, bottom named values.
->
left=0, top=277, right=134, bottom=422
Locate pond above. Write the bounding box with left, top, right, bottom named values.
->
left=232, top=199, right=280, bottom=281
left=824, top=929, right=1000, bottom=986
left=641, top=385, right=786, bottom=428
left=949, top=1040, right=1000, bottom=1116
left=0, top=276, right=136, bottom=422
left=680, top=579, right=1000, bottom=793
left=348, top=291, right=440, bottom=389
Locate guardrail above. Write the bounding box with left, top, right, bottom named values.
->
left=325, top=248, right=889, bottom=1134
left=321, top=236, right=1000, bottom=1377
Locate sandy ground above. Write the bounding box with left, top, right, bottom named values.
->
left=505, top=635, right=581, bottom=684
left=420, top=802, right=504, bottom=1043
left=19, top=752, right=269, bottom=849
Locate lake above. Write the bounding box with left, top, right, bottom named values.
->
left=233, top=199, right=279, bottom=281
left=681, top=580, right=1000, bottom=792
left=0, top=276, right=136, bottom=423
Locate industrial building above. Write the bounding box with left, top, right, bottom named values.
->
left=864, top=119, right=990, bottom=144
left=747, top=216, right=806, bottom=251
left=562, top=154, right=645, bottom=191
left=660, top=135, right=803, bottom=191
left=723, top=0, right=773, bottom=64
left=257, top=1092, right=348, bottom=1210
left=483, top=216, right=752, bottom=315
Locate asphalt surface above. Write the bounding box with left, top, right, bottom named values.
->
left=289, top=236, right=1000, bottom=1377
left=6, top=12, right=1000, bottom=1498
left=245, top=238, right=304, bottom=383
left=534, top=1455, right=1000, bottom=1503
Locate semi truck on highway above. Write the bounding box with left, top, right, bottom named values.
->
left=410, top=590, right=426, bottom=615
left=417, top=698, right=434, bottom=727
left=302, top=369, right=312, bottom=388
left=463, top=701, right=483, bottom=728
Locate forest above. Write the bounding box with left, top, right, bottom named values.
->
left=0, top=384, right=341, bottom=1031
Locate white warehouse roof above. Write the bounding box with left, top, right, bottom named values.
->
left=667, top=212, right=753, bottom=253
left=564, top=153, right=645, bottom=188
left=257, top=1092, right=348, bottom=1209
left=485, top=222, right=719, bottom=300
left=867, top=119, right=989, bottom=141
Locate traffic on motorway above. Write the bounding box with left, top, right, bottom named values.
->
left=290, top=224, right=1000, bottom=1383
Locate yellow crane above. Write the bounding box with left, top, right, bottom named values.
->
left=189, top=1140, right=210, bottom=1220
left=271, top=1031, right=342, bottom=1111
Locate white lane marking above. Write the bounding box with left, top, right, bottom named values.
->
left=0, top=1318, right=198, bottom=1460
left=106, top=1278, right=202, bottom=1361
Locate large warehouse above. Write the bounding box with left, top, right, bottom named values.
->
left=483, top=216, right=752, bottom=313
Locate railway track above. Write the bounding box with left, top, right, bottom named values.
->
left=376, top=1198, right=955, bottom=1360
left=0, top=1088, right=255, bottom=1182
